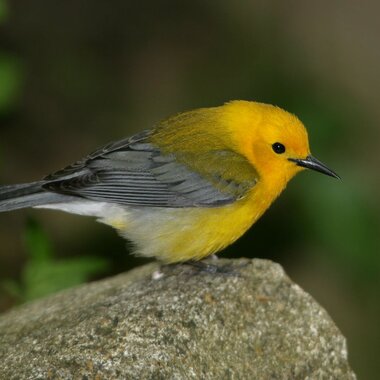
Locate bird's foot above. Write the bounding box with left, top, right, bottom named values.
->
left=182, top=259, right=247, bottom=276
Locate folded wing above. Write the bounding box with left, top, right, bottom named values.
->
left=43, top=130, right=258, bottom=208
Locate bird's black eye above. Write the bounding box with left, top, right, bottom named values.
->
left=272, top=142, right=286, bottom=154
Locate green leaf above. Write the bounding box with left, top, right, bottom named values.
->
left=23, top=256, right=109, bottom=301
left=18, top=219, right=110, bottom=301
left=0, top=54, right=23, bottom=114
left=1, top=279, right=23, bottom=300
left=24, top=218, right=54, bottom=262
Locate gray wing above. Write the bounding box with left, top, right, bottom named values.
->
left=43, top=130, right=256, bottom=208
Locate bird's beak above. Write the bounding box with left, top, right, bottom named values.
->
left=288, top=155, right=340, bottom=179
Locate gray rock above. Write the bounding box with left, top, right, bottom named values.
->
left=0, top=259, right=356, bottom=380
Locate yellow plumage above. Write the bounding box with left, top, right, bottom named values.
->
left=0, top=100, right=339, bottom=263
left=108, top=197, right=265, bottom=263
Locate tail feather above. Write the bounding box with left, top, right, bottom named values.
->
left=0, top=182, right=43, bottom=198
left=0, top=182, right=68, bottom=212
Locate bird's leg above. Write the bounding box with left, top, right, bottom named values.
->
left=159, top=257, right=249, bottom=276
left=182, top=259, right=246, bottom=276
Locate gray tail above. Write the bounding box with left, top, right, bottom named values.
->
left=0, top=182, right=66, bottom=212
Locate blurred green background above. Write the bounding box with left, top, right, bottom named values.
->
left=0, top=1, right=379, bottom=378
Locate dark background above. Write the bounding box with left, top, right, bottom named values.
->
left=0, top=1, right=379, bottom=378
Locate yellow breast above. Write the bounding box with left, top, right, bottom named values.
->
left=105, top=180, right=279, bottom=263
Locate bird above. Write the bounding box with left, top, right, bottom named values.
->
left=0, top=100, right=339, bottom=263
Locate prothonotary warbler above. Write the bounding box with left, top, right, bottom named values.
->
left=0, top=101, right=339, bottom=263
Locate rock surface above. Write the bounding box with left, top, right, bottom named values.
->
left=0, top=259, right=356, bottom=379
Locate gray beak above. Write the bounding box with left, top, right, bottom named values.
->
left=288, top=155, right=340, bottom=179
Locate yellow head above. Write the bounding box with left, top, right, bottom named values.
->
left=221, top=100, right=339, bottom=186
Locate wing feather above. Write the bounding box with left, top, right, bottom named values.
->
left=42, top=130, right=258, bottom=208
